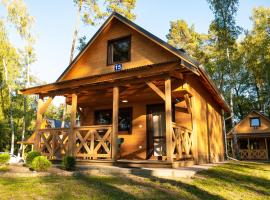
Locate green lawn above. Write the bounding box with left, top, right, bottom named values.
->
left=0, top=161, right=269, bottom=200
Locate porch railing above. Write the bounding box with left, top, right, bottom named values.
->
left=172, top=122, right=193, bottom=160
left=239, top=149, right=267, bottom=160
left=38, top=125, right=112, bottom=160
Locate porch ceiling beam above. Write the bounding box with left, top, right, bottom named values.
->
left=145, top=81, right=165, bottom=101
left=170, top=71, right=184, bottom=80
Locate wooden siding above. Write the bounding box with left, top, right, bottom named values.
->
left=234, top=112, right=270, bottom=134
left=60, top=18, right=177, bottom=81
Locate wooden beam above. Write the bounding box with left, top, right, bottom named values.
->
left=39, top=97, right=53, bottom=115
left=34, top=99, right=43, bottom=151
left=112, top=86, right=119, bottom=161
left=170, top=71, right=183, bottom=80
left=184, top=94, right=192, bottom=114
left=191, top=96, right=198, bottom=164
left=165, top=76, right=173, bottom=162
left=265, top=138, right=268, bottom=160
left=146, top=81, right=166, bottom=101
left=68, top=93, right=77, bottom=156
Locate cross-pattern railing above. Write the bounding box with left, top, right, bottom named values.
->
left=172, top=122, right=193, bottom=160
left=239, top=149, right=267, bottom=160
left=39, top=128, right=69, bottom=159
left=74, top=125, right=112, bottom=160
left=38, top=125, right=112, bottom=160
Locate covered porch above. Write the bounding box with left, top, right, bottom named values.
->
left=19, top=61, right=198, bottom=166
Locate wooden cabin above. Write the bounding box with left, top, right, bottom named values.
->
left=19, top=12, right=230, bottom=168
left=227, top=111, right=270, bottom=160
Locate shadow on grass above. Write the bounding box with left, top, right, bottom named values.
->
left=125, top=169, right=225, bottom=200
left=197, top=164, right=270, bottom=196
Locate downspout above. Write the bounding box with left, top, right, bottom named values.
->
left=222, top=110, right=238, bottom=161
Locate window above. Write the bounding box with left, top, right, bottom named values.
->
left=107, top=36, right=131, bottom=65
left=250, top=117, right=261, bottom=127
left=95, top=108, right=132, bottom=133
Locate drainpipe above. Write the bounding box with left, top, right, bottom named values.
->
left=222, top=110, right=238, bottom=161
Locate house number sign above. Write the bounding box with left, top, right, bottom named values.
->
left=114, top=63, right=122, bottom=71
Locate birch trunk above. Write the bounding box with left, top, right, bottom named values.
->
left=3, top=58, right=15, bottom=155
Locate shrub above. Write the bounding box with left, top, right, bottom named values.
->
left=62, top=156, right=76, bottom=171
left=0, top=153, right=10, bottom=165
left=31, top=156, right=51, bottom=172
left=26, top=151, right=41, bottom=166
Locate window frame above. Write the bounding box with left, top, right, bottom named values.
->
left=249, top=117, right=261, bottom=128
left=94, top=107, right=133, bottom=134
left=107, top=35, right=131, bottom=66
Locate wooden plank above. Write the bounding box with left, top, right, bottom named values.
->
left=112, top=86, right=119, bottom=161
left=68, top=93, right=77, bottom=156
left=184, top=94, right=191, bottom=114
left=165, top=76, right=173, bottom=162
left=265, top=138, right=268, bottom=160
left=191, top=96, right=198, bottom=164
left=146, top=81, right=166, bottom=101
left=34, top=99, right=43, bottom=151
left=39, top=97, right=53, bottom=114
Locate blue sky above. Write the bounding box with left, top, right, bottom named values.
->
left=4, top=0, right=270, bottom=83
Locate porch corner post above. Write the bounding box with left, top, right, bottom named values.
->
left=34, top=98, right=43, bottom=151
left=165, top=76, right=173, bottom=163
left=112, top=86, right=119, bottom=161
left=68, top=93, right=77, bottom=156
left=265, top=138, right=268, bottom=160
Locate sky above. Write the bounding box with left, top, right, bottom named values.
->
left=3, top=0, right=270, bottom=84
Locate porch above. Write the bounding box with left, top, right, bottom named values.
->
left=20, top=61, right=199, bottom=166
left=228, top=135, right=270, bottom=160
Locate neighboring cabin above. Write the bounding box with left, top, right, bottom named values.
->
left=19, top=12, right=230, bottom=167
left=227, top=110, right=270, bottom=160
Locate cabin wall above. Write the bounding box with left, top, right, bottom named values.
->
left=61, top=19, right=177, bottom=81
left=187, top=75, right=224, bottom=164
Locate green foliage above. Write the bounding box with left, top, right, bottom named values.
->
left=62, top=156, right=76, bottom=171
left=0, top=153, right=10, bottom=164
left=26, top=151, right=41, bottom=166
left=31, top=156, right=51, bottom=172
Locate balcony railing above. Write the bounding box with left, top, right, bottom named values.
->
left=172, top=122, right=193, bottom=160
left=38, top=125, right=112, bottom=160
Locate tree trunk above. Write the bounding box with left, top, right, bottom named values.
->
left=69, top=0, right=82, bottom=64
left=3, top=58, right=15, bottom=155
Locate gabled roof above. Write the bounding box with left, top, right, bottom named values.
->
left=20, top=12, right=230, bottom=112
left=227, top=110, right=270, bottom=136
left=56, top=12, right=200, bottom=82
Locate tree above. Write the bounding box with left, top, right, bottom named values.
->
left=207, top=0, right=242, bottom=125
left=241, top=7, right=270, bottom=116
left=166, top=19, right=207, bottom=63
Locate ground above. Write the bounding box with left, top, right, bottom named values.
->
left=0, top=161, right=269, bottom=200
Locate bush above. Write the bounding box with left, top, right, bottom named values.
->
left=0, top=153, right=10, bottom=165
left=26, top=151, right=41, bottom=166
left=62, top=156, right=76, bottom=171
left=31, top=156, right=51, bottom=172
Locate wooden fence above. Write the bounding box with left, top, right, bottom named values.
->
left=239, top=149, right=267, bottom=160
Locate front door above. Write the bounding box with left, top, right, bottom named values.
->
left=146, top=104, right=166, bottom=159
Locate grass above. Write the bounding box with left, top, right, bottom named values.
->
left=0, top=161, right=269, bottom=200
left=0, top=165, right=9, bottom=172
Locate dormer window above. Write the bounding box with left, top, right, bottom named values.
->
left=107, top=35, right=131, bottom=65
left=250, top=117, right=261, bottom=128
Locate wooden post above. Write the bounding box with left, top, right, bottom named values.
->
left=165, top=76, right=173, bottom=162
left=191, top=96, right=199, bottom=164
left=68, top=94, right=77, bottom=156
left=112, top=86, right=119, bottom=161
left=265, top=138, right=268, bottom=160
left=34, top=98, right=43, bottom=151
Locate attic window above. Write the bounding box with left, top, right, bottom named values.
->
left=107, top=36, right=131, bottom=65
left=250, top=117, right=261, bottom=128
